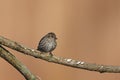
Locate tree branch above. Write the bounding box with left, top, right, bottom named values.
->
left=0, top=45, right=40, bottom=80
left=0, top=36, right=120, bottom=73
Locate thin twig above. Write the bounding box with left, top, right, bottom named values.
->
left=0, top=45, right=40, bottom=80
left=0, top=36, right=120, bottom=73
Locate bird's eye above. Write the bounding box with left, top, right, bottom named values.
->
left=50, top=35, right=53, bottom=38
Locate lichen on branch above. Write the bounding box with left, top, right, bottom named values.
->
left=0, top=36, right=120, bottom=73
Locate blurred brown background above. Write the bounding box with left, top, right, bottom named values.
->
left=0, top=0, right=120, bottom=80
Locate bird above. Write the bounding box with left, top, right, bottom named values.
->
left=37, top=32, right=57, bottom=55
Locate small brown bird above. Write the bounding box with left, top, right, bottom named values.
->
left=37, top=32, right=57, bottom=55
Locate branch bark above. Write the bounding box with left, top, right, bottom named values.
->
left=0, top=36, right=120, bottom=73
left=0, top=45, right=39, bottom=80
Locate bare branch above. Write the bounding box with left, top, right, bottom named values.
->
left=0, top=36, right=120, bottom=73
left=0, top=45, right=40, bottom=80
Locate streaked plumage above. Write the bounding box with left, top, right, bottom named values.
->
left=37, top=32, right=57, bottom=55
